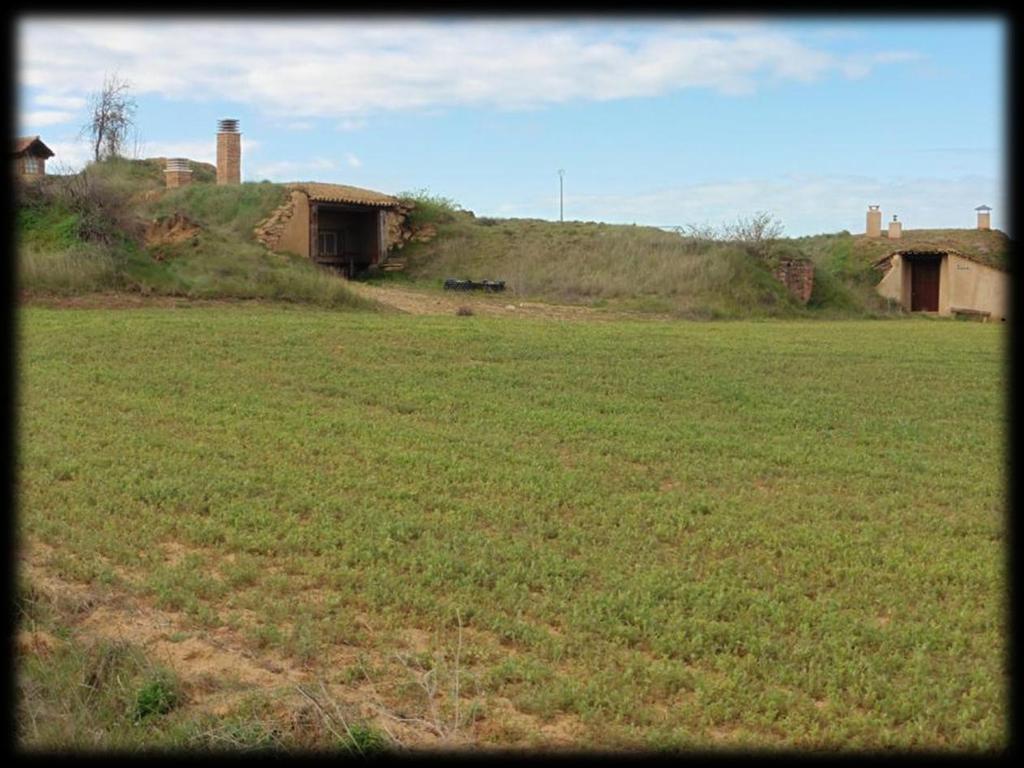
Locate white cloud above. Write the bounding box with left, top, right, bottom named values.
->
left=247, top=155, right=343, bottom=181
left=21, top=109, right=77, bottom=128
left=495, top=173, right=1005, bottom=236
left=337, top=118, right=367, bottom=132
left=136, top=139, right=217, bottom=164
left=17, top=18, right=923, bottom=120
left=345, top=153, right=361, bottom=168
left=31, top=93, right=88, bottom=110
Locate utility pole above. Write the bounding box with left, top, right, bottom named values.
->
left=558, top=169, right=564, bottom=223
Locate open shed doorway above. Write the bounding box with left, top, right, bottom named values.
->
left=907, top=253, right=942, bottom=312
left=311, top=203, right=384, bottom=277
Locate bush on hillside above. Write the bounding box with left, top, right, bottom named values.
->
left=723, top=212, right=785, bottom=260
left=398, top=188, right=462, bottom=227
left=19, top=164, right=143, bottom=249
left=679, top=212, right=785, bottom=259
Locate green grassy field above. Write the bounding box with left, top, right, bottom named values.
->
left=17, top=306, right=1007, bottom=751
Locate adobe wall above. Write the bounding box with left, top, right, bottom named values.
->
left=945, top=253, right=1008, bottom=320
left=773, top=259, right=815, bottom=304
left=255, top=190, right=310, bottom=258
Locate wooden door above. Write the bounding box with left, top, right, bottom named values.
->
left=911, top=259, right=940, bottom=312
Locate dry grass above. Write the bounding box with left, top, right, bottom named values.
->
left=396, top=216, right=796, bottom=318
left=850, top=228, right=1010, bottom=271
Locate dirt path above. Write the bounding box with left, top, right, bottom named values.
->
left=346, top=282, right=669, bottom=322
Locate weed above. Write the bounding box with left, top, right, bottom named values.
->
left=339, top=723, right=389, bottom=755
left=133, top=672, right=180, bottom=721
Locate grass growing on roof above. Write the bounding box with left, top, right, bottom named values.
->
left=18, top=307, right=1007, bottom=750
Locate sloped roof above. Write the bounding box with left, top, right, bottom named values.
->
left=14, top=135, right=55, bottom=158
left=872, top=247, right=1008, bottom=273
left=288, top=181, right=400, bottom=207
left=855, top=228, right=1009, bottom=273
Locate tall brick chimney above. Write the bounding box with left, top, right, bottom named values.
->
left=216, top=119, right=241, bottom=185
left=164, top=158, right=192, bottom=189
left=866, top=205, right=882, bottom=238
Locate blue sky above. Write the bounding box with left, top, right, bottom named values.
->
left=17, top=16, right=1006, bottom=235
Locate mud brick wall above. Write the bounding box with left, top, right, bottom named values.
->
left=163, top=170, right=192, bottom=189
left=773, top=259, right=815, bottom=305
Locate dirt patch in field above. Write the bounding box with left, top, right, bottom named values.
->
left=18, top=538, right=591, bottom=750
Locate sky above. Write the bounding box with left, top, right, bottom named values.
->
left=17, top=15, right=1007, bottom=236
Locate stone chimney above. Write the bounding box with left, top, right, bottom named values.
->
left=866, top=205, right=882, bottom=238
left=164, top=158, right=192, bottom=189
left=888, top=214, right=902, bottom=240
left=975, top=205, right=991, bottom=230
left=216, top=119, right=241, bottom=185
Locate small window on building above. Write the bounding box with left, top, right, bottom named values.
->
left=24, top=156, right=40, bottom=174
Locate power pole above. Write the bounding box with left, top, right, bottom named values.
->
left=558, top=169, right=564, bottom=223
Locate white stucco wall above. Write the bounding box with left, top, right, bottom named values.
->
left=944, top=253, right=1008, bottom=320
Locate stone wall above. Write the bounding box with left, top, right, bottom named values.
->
left=384, top=202, right=426, bottom=251
left=773, top=259, right=815, bottom=305
left=254, top=191, right=303, bottom=252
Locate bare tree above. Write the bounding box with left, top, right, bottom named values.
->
left=81, top=73, right=137, bottom=162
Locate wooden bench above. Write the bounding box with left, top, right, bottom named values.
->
left=950, top=307, right=991, bottom=322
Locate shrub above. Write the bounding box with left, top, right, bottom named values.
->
left=398, top=188, right=462, bottom=227
left=723, top=211, right=785, bottom=260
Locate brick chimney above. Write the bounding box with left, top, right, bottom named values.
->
left=866, top=205, right=882, bottom=238
left=888, top=214, right=902, bottom=240
left=216, top=119, right=241, bottom=185
left=164, top=158, right=192, bottom=189
left=975, top=205, right=991, bottom=230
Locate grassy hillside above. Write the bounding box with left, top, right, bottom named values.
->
left=19, top=307, right=1007, bottom=750
left=385, top=203, right=900, bottom=318
left=391, top=215, right=787, bottom=318
left=17, top=159, right=373, bottom=309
